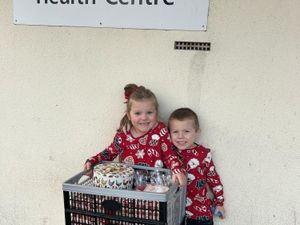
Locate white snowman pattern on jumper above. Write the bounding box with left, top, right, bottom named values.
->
left=187, top=158, right=200, bottom=170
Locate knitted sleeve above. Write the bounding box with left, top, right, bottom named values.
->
left=159, top=126, right=185, bottom=174
left=204, top=151, right=225, bottom=206
left=87, top=132, right=124, bottom=165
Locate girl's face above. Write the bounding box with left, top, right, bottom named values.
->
left=169, top=119, right=198, bottom=150
left=128, top=99, right=158, bottom=137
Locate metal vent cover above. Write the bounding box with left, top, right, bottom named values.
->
left=174, top=41, right=211, bottom=51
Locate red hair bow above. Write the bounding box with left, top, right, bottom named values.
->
left=124, top=86, right=140, bottom=103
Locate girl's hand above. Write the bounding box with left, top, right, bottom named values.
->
left=215, top=205, right=225, bottom=219
left=172, top=172, right=187, bottom=187
left=84, top=161, right=93, bottom=177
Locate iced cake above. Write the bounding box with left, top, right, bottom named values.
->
left=93, top=162, right=134, bottom=190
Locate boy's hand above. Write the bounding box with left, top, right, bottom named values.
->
left=215, top=205, right=225, bottom=219
left=172, top=172, right=187, bottom=187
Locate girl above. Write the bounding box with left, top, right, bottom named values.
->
left=168, top=108, right=225, bottom=225
left=84, top=84, right=186, bottom=186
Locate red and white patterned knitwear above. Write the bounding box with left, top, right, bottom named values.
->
left=88, top=122, right=184, bottom=175
left=175, top=144, right=224, bottom=221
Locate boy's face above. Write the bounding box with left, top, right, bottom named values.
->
left=169, top=119, right=198, bottom=150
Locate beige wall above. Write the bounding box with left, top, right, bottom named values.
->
left=1, top=0, right=299, bottom=224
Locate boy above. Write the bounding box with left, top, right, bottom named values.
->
left=168, top=108, right=225, bottom=225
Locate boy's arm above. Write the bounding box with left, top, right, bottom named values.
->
left=204, top=151, right=225, bottom=206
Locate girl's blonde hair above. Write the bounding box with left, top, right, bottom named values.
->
left=118, top=84, right=159, bottom=132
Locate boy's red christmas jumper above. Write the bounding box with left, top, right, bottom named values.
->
left=175, top=144, right=224, bottom=221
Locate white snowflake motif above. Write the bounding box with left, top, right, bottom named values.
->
left=136, top=149, right=145, bottom=159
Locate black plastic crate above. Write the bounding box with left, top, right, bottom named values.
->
left=63, top=164, right=186, bottom=225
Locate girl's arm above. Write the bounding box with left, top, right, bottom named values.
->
left=158, top=127, right=186, bottom=186
left=84, top=132, right=123, bottom=168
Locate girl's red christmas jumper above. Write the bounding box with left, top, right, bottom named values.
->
left=88, top=122, right=184, bottom=174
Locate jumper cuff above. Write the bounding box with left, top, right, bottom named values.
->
left=172, top=168, right=185, bottom=175
left=213, top=198, right=224, bottom=207
left=85, top=158, right=100, bottom=166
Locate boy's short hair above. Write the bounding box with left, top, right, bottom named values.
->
left=168, top=107, right=200, bottom=131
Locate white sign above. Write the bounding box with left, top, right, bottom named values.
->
left=13, top=0, right=209, bottom=31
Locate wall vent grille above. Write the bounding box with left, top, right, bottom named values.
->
left=174, top=41, right=211, bottom=51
